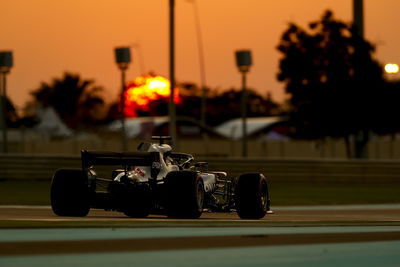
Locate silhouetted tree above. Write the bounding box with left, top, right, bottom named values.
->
left=178, top=84, right=282, bottom=126
left=29, top=72, right=106, bottom=129
left=0, top=96, right=20, bottom=127
left=372, top=79, right=400, bottom=136
left=277, top=10, right=384, bottom=158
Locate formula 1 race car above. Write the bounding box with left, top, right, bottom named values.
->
left=50, top=136, right=271, bottom=219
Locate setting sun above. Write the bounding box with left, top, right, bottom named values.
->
left=123, top=74, right=180, bottom=117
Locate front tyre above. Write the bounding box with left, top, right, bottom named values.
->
left=50, top=168, right=90, bottom=217
left=165, top=171, right=204, bottom=219
left=235, top=173, right=270, bottom=219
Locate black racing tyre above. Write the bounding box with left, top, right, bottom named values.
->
left=123, top=208, right=151, bottom=218
left=122, top=185, right=152, bottom=218
left=107, top=181, right=152, bottom=218
left=165, top=171, right=204, bottom=219
left=50, top=168, right=90, bottom=217
left=235, top=173, right=270, bottom=219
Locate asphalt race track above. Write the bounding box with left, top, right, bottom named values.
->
left=2, top=204, right=400, bottom=223
left=1, top=205, right=400, bottom=266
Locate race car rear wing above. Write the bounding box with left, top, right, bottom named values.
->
left=81, top=150, right=159, bottom=170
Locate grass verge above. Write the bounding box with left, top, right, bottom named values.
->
left=271, top=182, right=400, bottom=205
left=1, top=180, right=400, bottom=206
left=0, top=180, right=51, bottom=205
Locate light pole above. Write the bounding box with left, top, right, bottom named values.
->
left=353, top=0, right=364, bottom=37
left=353, top=0, right=368, bottom=158
left=186, top=0, right=207, bottom=125
left=235, top=50, right=252, bottom=158
left=130, top=42, right=146, bottom=75
left=114, top=47, right=131, bottom=152
left=0, top=51, right=13, bottom=153
left=168, top=0, right=177, bottom=146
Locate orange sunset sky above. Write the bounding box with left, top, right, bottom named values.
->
left=1, top=0, right=400, bottom=110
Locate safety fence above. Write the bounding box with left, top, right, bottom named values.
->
left=1, top=153, right=400, bottom=183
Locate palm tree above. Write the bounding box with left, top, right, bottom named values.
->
left=30, top=72, right=106, bottom=129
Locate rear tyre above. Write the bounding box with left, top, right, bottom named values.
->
left=235, top=173, right=270, bottom=219
left=165, top=171, right=204, bottom=219
left=123, top=208, right=151, bottom=218
left=107, top=181, right=151, bottom=218
left=122, top=185, right=152, bottom=218
left=50, top=168, right=90, bottom=217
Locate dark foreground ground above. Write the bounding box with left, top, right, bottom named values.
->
left=1, top=205, right=400, bottom=266
left=1, top=178, right=400, bottom=266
